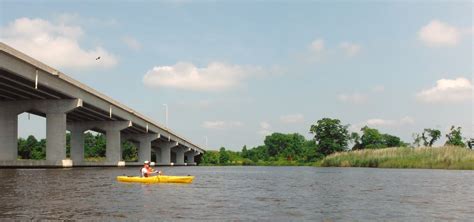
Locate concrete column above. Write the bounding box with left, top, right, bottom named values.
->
left=137, top=134, right=160, bottom=163
left=152, top=147, right=161, bottom=163
left=44, top=100, right=82, bottom=165
left=0, top=110, right=18, bottom=161
left=186, top=151, right=196, bottom=164
left=68, top=120, right=131, bottom=165
left=70, top=128, right=85, bottom=163
left=157, top=141, right=178, bottom=165
left=0, top=99, right=81, bottom=163
left=46, top=112, right=67, bottom=161
left=106, top=129, right=122, bottom=163
left=174, top=147, right=185, bottom=165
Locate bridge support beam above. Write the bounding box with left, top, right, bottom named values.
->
left=69, top=125, right=86, bottom=163
left=67, top=120, right=131, bottom=166
left=122, top=133, right=160, bottom=163
left=0, top=110, right=18, bottom=161
left=185, top=150, right=199, bottom=165
left=174, top=146, right=186, bottom=165
left=0, top=99, right=81, bottom=165
left=155, top=141, right=178, bottom=165
left=137, top=134, right=160, bottom=163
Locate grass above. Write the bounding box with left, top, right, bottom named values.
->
left=315, top=146, right=474, bottom=170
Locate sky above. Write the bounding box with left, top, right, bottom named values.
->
left=0, top=0, right=472, bottom=150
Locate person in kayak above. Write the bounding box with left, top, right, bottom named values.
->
left=141, top=161, right=161, bottom=177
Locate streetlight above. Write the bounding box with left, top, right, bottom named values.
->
left=205, top=136, right=208, bottom=147
left=163, top=104, right=168, bottom=128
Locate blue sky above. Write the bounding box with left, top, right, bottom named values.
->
left=1, top=0, right=472, bottom=150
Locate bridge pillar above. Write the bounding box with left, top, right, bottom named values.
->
left=104, top=122, right=131, bottom=165
left=0, top=99, right=81, bottom=164
left=68, top=120, right=131, bottom=165
left=152, top=147, right=161, bottom=163
left=46, top=112, right=67, bottom=162
left=137, top=134, right=160, bottom=163
left=185, top=149, right=199, bottom=165
left=156, top=141, right=178, bottom=165
left=68, top=124, right=88, bottom=163
left=0, top=109, right=18, bottom=161
left=44, top=100, right=82, bottom=165
left=185, top=150, right=198, bottom=165
left=122, top=133, right=160, bottom=163
left=174, top=147, right=186, bottom=165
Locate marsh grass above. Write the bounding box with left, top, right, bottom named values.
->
left=316, top=146, right=474, bottom=170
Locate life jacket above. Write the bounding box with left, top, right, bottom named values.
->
left=141, top=166, right=153, bottom=177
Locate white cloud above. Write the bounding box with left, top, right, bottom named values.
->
left=337, top=93, right=367, bottom=104
left=418, top=20, right=462, bottom=47
left=0, top=17, right=118, bottom=69
left=280, top=113, right=304, bottom=124
left=122, top=36, right=141, bottom=51
left=339, top=42, right=361, bottom=57
left=365, top=116, right=415, bottom=127
left=258, top=121, right=272, bottom=136
left=416, top=77, right=472, bottom=103
left=143, top=62, right=263, bottom=91
left=202, top=121, right=243, bottom=130
left=309, top=39, right=325, bottom=53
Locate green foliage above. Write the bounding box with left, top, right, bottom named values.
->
left=310, top=118, right=350, bottom=155
left=122, top=141, right=138, bottom=162
left=350, top=132, right=363, bottom=150
left=219, top=147, right=230, bottom=164
left=421, top=128, right=441, bottom=147
left=360, top=126, right=385, bottom=149
left=359, top=126, right=405, bottom=149
left=84, top=132, right=106, bottom=158
left=18, top=135, right=45, bottom=160
left=412, top=133, right=422, bottom=147
left=264, top=133, right=306, bottom=160
left=445, top=126, right=465, bottom=147
left=201, top=151, right=219, bottom=165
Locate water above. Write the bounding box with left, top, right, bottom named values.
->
left=0, top=166, right=473, bottom=221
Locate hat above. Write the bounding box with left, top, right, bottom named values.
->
left=144, top=160, right=150, bottom=164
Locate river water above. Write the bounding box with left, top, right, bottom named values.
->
left=0, top=166, right=473, bottom=221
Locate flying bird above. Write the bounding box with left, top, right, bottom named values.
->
left=96, top=56, right=101, bottom=60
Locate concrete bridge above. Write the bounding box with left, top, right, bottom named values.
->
left=0, top=42, right=205, bottom=167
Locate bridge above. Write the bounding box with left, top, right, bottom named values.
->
left=0, top=42, right=205, bottom=167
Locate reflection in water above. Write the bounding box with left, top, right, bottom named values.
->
left=0, top=167, right=473, bottom=220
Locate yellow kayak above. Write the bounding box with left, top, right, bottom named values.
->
left=116, top=175, right=194, bottom=184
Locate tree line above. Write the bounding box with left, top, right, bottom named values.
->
left=201, top=118, right=472, bottom=165
left=18, top=132, right=138, bottom=161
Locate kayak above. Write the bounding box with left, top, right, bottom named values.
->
left=116, top=175, right=194, bottom=184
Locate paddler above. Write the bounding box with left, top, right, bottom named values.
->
left=141, top=160, right=162, bottom=177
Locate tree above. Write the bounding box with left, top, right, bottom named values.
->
left=264, top=133, right=305, bottom=160
left=383, top=134, right=403, bottom=147
left=310, top=118, right=350, bottom=156
left=421, top=128, right=441, bottom=147
left=445, top=126, right=465, bottom=147
left=31, top=139, right=46, bottom=160
left=360, top=126, right=385, bottom=149
left=219, top=147, right=230, bottom=164
left=241, top=145, right=248, bottom=158
left=359, top=126, right=405, bottom=149
left=412, top=133, right=422, bottom=147
left=201, top=151, right=219, bottom=164
left=350, top=132, right=363, bottom=150
left=122, top=141, right=138, bottom=162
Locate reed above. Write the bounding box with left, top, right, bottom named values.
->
left=317, top=146, right=474, bottom=170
